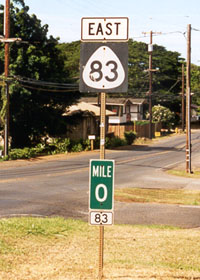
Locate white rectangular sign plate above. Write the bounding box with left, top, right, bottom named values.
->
left=81, top=17, right=129, bottom=42
left=90, top=211, right=113, bottom=225
left=88, top=135, right=96, bottom=140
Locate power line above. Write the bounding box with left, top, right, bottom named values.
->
left=132, top=31, right=185, bottom=40
left=17, top=84, right=79, bottom=93
left=192, top=27, right=200, bottom=32
left=15, top=76, right=78, bottom=89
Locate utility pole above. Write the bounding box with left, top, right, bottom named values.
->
left=4, top=0, right=10, bottom=157
left=148, top=31, right=153, bottom=139
left=181, top=63, right=185, bottom=132
left=186, top=24, right=191, bottom=173
left=143, top=31, right=161, bottom=139
left=1, top=1, right=21, bottom=157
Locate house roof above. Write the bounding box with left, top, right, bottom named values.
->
left=80, top=97, right=146, bottom=105
left=65, top=102, right=116, bottom=117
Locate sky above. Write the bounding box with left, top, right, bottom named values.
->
left=4, top=0, right=200, bottom=65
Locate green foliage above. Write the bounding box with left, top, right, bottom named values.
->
left=58, top=39, right=184, bottom=115
left=82, top=139, right=91, bottom=151
left=124, top=131, right=137, bottom=145
left=2, top=137, right=92, bottom=160
left=0, top=1, right=80, bottom=148
left=71, top=143, right=83, bottom=152
left=0, top=217, right=85, bottom=238
left=57, top=41, right=80, bottom=81
left=0, top=86, right=6, bottom=126
left=106, top=137, right=127, bottom=148
left=49, top=138, right=71, bottom=154
left=191, top=64, right=200, bottom=107
left=0, top=2, right=194, bottom=150
left=135, top=120, right=149, bottom=126
left=151, top=105, right=175, bottom=128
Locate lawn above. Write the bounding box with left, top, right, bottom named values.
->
left=0, top=217, right=200, bottom=279
left=115, top=188, right=200, bottom=205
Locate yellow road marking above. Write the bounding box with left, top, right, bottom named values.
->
left=0, top=150, right=174, bottom=184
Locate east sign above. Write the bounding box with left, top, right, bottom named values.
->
left=81, top=17, right=129, bottom=42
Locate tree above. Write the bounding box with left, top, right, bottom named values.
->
left=128, top=39, right=183, bottom=116
left=0, top=0, right=79, bottom=148
left=151, top=105, right=175, bottom=129
left=191, top=64, right=200, bottom=111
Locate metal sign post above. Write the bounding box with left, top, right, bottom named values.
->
left=99, top=92, right=105, bottom=279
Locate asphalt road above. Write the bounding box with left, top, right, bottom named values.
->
left=0, top=131, right=200, bottom=228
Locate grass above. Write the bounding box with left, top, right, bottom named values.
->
left=115, top=188, right=200, bottom=205
left=0, top=217, right=200, bottom=279
left=167, top=169, right=200, bottom=178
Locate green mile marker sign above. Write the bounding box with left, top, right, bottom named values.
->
left=89, top=159, right=114, bottom=211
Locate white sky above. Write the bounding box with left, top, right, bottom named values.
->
left=4, top=0, right=200, bottom=65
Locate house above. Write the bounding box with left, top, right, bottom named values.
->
left=191, top=104, right=200, bottom=122
left=80, top=97, right=146, bottom=124
left=64, top=101, right=115, bottom=140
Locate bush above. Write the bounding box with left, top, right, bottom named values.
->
left=4, top=138, right=72, bottom=160
left=106, top=137, right=127, bottom=148
left=9, top=148, right=34, bottom=160
left=135, top=120, right=149, bottom=126
left=82, top=139, right=91, bottom=151
left=71, top=143, right=83, bottom=152
left=49, top=138, right=71, bottom=153
left=3, top=134, right=131, bottom=161
left=124, top=131, right=137, bottom=145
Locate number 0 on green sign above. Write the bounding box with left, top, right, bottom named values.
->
left=89, top=160, right=114, bottom=210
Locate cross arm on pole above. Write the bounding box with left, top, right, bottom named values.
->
left=0, top=37, right=22, bottom=43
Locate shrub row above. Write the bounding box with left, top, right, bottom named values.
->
left=2, top=132, right=137, bottom=161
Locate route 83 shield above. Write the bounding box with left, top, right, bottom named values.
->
left=79, top=42, right=128, bottom=93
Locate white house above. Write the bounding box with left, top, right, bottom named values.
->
left=81, top=97, right=146, bottom=124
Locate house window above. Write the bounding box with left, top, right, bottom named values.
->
left=107, top=105, right=123, bottom=116
left=87, top=117, right=91, bottom=134
left=126, top=105, right=130, bottom=114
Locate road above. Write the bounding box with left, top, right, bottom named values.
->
left=0, top=131, right=200, bottom=228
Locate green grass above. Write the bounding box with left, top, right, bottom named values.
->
left=115, top=187, right=200, bottom=205
left=167, top=169, right=200, bottom=178
left=0, top=217, right=200, bottom=279
left=0, top=216, right=87, bottom=237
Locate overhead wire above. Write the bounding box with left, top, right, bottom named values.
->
left=13, top=75, right=79, bottom=93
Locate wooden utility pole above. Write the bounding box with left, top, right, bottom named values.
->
left=143, top=31, right=161, bottom=139
left=182, top=63, right=185, bottom=132
left=4, top=0, right=10, bottom=157
left=186, top=24, right=191, bottom=173
left=148, top=31, right=153, bottom=139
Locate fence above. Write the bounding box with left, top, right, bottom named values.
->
left=108, top=122, right=162, bottom=139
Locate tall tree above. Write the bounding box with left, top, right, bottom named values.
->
left=191, top=64, right=200, bottom=109
left=59, top=39, right=184, bottom=109
left=0, top=0, right=79, bottom=148
left=128, top=39, right=184, bottom=115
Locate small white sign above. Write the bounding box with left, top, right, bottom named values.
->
left=100, top=139, right=105, bottom=146
left=90, top=211, right=113, bottom=225
left=88, top=135, right=96, bottom=140
left=81, top=17, right=129, bottom=41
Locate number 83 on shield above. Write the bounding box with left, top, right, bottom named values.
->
left=82, top=46, right=125, bottom=90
